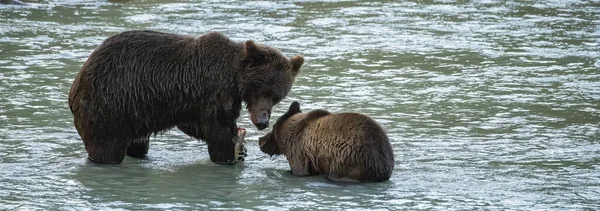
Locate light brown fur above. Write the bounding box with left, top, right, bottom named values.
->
left=259, top=102, right=394, bottom=182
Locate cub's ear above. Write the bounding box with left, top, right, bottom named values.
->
left=288, top=101, right=301, bottom=114
left=290, top=55, right=304, bottom=77
left=243, top=40, right=265, bottom=61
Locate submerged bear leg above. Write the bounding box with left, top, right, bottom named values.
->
left=204, top=124, right=238, bottom=165
left=127, top=136, right=150, bottom=158
left=288, top=157, right=316, bottom=176
left=328, top=163, right=364, bottom=182
left=178, top=121, right=246, bottom=162
left=326, top=174, right=361, bottom=183
left=84, top=136, right=129, bottom=164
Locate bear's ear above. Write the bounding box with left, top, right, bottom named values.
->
left=243, top=40, right=265, bottom=61
left=288, top=101, right=301, bottom=114
left=290, top=55, right=304, bottom=77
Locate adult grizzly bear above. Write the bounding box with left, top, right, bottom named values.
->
left=68, top=30, right=303, bottom=165
left=259, top=102, right=394, bottom=182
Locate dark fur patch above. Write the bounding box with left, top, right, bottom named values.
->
left=69, top=30, right=303, bottom=164
left=297, top=109, right=331, bottom=131
left=272, top=101, right=303, bottom=137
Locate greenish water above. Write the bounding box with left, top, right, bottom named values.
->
left=1, top=0, right=599, bottom=210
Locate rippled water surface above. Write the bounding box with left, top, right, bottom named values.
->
left=1, top=0, right=599, bottom=210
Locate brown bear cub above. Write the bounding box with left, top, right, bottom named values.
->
left=68, top=30, right=303, bottom=165
left=259, top=102, right=394, bottom=182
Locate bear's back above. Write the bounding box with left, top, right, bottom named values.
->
left=300, top=112, right=393, bottom=180
left=72, top=30, right=245, bottom=134
left=306, top=112, right=387, bottom=147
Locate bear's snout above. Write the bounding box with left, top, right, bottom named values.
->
left=251, top=110, right=270, bottom=130
left=258, top=132, right=279, bottom=156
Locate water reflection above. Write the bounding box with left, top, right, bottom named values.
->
left=0, top=0, right=599, bottom=209
left=73, top=161, right=247, bottom=205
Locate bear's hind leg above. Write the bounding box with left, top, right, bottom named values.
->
left=327, top=162, right=363, bottom=182
left=127, top=136, right=150, bottom=158
left=84, top=136, right=129, bottom=164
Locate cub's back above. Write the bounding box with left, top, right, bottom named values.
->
left=304, top=112, right=390, bottom=156
left=302, top=112, right=394, bottom=182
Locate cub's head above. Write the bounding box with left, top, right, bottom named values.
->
left=239, top=40, right=303, bottom=130
left=259, top=101, right=302, bottom=156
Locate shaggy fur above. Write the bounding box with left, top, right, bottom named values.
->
left=259, top=102, right=394, bottom=182
left=69, top=30, right=303, bottom=164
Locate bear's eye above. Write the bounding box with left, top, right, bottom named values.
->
left=273, top=96, right=281, bottom=103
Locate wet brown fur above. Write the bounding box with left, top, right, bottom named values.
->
left=69, top=30, right=303, bottom=164
left=259, top=102, right=394, bottom=182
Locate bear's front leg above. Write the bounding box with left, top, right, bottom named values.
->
left=127, top=136, right=150, bottom=158
left=287, top=156, right=316, bottom=176
left=204, top=123, right=241, bottom=165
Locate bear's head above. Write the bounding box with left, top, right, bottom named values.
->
left=239, top=41, right=303, bottom=130
left=259, top=101, right=302, bottom=156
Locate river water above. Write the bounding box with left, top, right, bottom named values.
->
left=1, top=0, right=599, bottom=210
